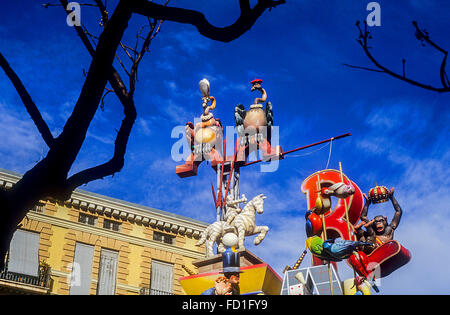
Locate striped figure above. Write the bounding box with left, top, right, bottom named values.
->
left=196, top=220, right=234, bottom=257
left=224, top=194, right=247, bottom=225
left=233, top=194, right=269, bottom=250
left=196, top=194, right=269, bottom=257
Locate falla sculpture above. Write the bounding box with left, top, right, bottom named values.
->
left=196, top=194, right=269, bottom=258
left=177, top=78, right=354, bottom=295
left=234, top=79, right=282, bottom=163
left=176, top=79, right=224, bottom=178
left=285, top=169, right=411, bottom=295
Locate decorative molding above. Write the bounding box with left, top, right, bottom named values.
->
left=26, top=212, right=205, bottom=260
left=0, top=170, right=208, bottom=240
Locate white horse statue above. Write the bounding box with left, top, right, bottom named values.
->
left=196, top=194, right=269, bottom=257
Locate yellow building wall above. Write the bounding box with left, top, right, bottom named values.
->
left=13, top=199, right=206, bottom=295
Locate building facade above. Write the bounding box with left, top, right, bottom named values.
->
left=0, top=169, right=208, bottom=295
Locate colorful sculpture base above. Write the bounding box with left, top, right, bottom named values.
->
left=179, top=249, right=282, bottom=295
left=346, top=240, right=411, bottom=278
left=366, top=240, right=411, bottom=278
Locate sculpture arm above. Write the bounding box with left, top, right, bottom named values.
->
left=360, top=194, right=371, bottom=223
left=389, top=194, right=403, bottom=230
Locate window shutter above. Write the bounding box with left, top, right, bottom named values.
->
left=8, top=230, right=40, bottom=277
left=97, top=249, right=118, bottom=295
left=150, top=260, right=173, bottom=294
left=70, top=243, right=94, bottom=295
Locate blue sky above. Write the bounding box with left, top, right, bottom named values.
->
left=0, top=1, right=449, bottom=294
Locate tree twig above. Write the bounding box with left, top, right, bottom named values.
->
left=0, top=52, right=55, bottom=147
left=346, top=20, right=450, bottom=93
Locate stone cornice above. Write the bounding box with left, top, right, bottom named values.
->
left=0, top=169, right=207, bottom=240
left=27, top=211, right=205, bottom=260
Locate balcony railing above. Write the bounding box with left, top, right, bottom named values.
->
left=0, top=262, right=51, bottom=290
left=139, top=287, right=174, bottom=295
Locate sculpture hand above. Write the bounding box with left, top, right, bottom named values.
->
left=389, top=187, right=395, bottom=199
left=214, top=277, right=232, bottom=295
left=363, top=193, right=371, bottom=204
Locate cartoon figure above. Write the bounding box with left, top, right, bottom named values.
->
left=201, top=234, right=241, bottom=295
left=343, top=276, right=372, bottom=295
left=196, top=220, right=234, bottom=257
left=306, top=236, right=370, bottom=262
left=235, top=79, right=272, bottom=146
left=304, top=209, right=323, bottom=237
left=233, top=194, right=269, bottom=250
left=359, top=186, right=403, bottom=252
left=234, top=79, right=282, bottom=162
left=314, top=181, right=356, bottom=215
left=176, top=79, right=223, bottom=177
left=196, top=194, right=268, bottom=256
left=185, top=79, right=223, bottom=158
left=350, top=185, right=410, bottom=279
left=224, top=194, right=247, bottom=226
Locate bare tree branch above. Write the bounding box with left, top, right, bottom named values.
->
left=93, top=0, right=109, bottom=25
left=0, top=52, right=55, bottom=147
left=65, top=97, right=136, bottom=191
left=58, top=0, right=135, bottom=189
left=129, top=0, right=286, bottom=43
left=342, top=63, right=384, bottom=73
left=54, top=0, right=133, bottom=175
left=412, top=21, right=449, bottom=89
left=60, top=0, right=166, bottom=189
left=345, top=20, right=450, bottom=93
left=129, top=18, right=164, bottom=98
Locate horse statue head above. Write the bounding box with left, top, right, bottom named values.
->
left=245, top=194, right=267, bottom=214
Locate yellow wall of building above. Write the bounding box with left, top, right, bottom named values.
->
left=8, top=196, right=206, bottom=295
left=46, top=226, right=68, bottom=272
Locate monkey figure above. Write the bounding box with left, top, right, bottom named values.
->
left=357, top=187, right=403, bottom=253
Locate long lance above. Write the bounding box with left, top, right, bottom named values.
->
left=339, top=161, right=354, bottom=241
left=211, top=182, right=218, bottom=208
left=223, top=138, right=240, bottom=204
left=317, top=175, right=335, bottom=296
left=217, top=136, right=227, bottom=219
left=243, top=132, right=351, bottom=167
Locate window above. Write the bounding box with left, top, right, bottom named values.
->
left=150, top=261, right=173, bottom=295
left=30, top=203, right=45, bottom=213
left=103, top=219, right=121, bottom=232
left=153, top=232, right=175, bottom=245
left=78, top=213, right=97, bottom=226
left=8, top=230, right=40, bottom=276
left=97, top=249, right=118, bottom=295
left=70, top=243, right=94, bottom=295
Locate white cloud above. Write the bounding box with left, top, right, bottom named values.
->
left=138, top=117, right=152, bottom=136
left=155, top=60, right=176, bottom=72
left=0, top=103, right=47, bottom=172
left=171, top=30, right=212, bottom=56
left=86, top=131, right=114, bottom=145
left=162, top=99, right=197, bottom=125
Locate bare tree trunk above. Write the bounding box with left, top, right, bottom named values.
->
left=0, top=0, right=285, bottom=269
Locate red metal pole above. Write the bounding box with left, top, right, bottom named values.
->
left=211, top=182, right=218, bottom=208
left=224, top=138, right=239, bottom=203
left=244, top=132, right=351, bottom=167
left=217, top=136, right=227, bottom=210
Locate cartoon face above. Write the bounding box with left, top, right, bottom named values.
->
left=373, top=216, right=387, bottom=234
left=327, top=182, right=355, bottom=198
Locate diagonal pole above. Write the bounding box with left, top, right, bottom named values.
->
left=217, top=136, right=227, bottom=220
left=316, top=174, right=334, bottom=296
left=339, top=162, right=354, bottom=241
left=224, top=137, right=240, bottom=204
left=244, top=133, right=351, bottom=167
